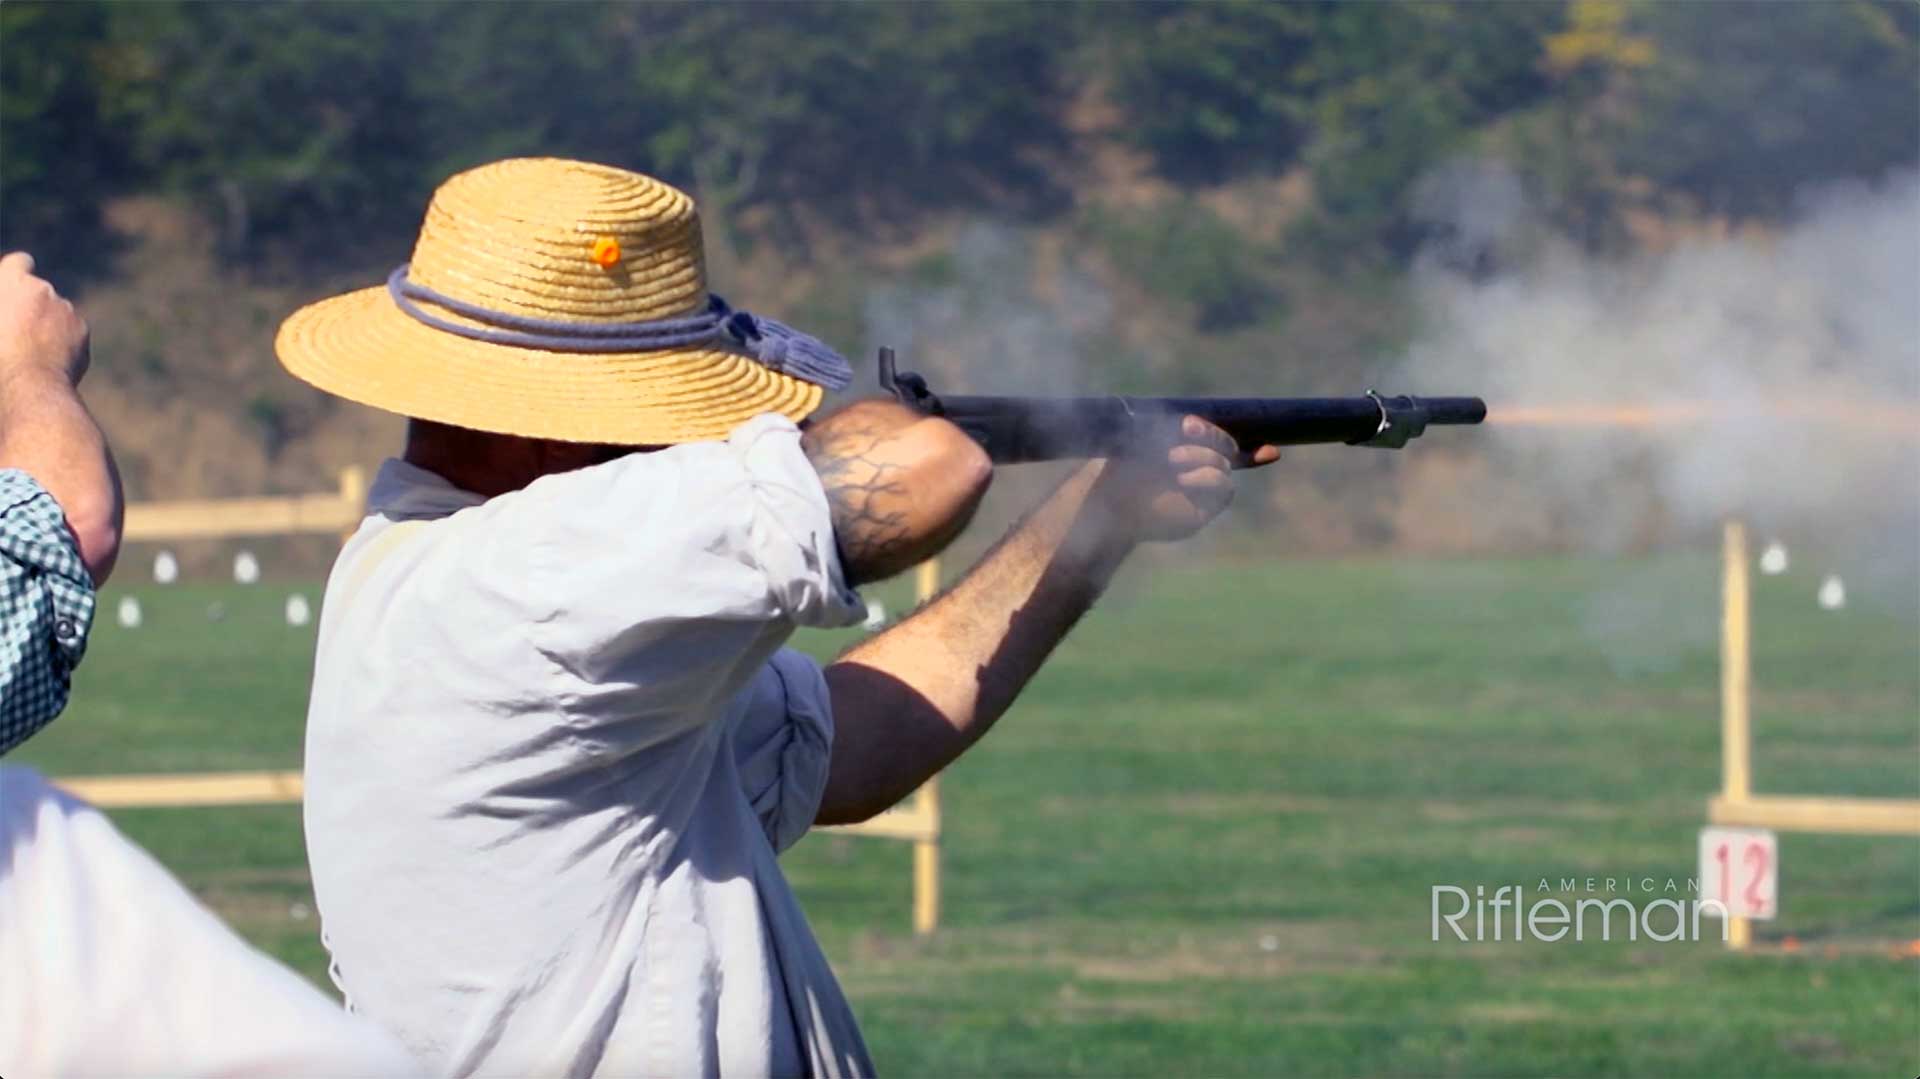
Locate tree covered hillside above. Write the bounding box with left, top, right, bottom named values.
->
left=1, top=1, right=1913, bottom=553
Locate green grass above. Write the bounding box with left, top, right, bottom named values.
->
left=13, top=554, right=1920, bottom=1076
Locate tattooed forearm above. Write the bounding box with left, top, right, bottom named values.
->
left=801, top=399, right=992, bottom=586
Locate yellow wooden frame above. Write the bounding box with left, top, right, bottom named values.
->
left=124, top=467, right=367, bottom=543
left=1711, top=520, right=1920, bottom=949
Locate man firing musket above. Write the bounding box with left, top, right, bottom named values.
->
left=277, top=157, right=1479, bottom=1077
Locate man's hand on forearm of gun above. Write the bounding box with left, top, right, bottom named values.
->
left=814, top=415, right=1280, bottom=825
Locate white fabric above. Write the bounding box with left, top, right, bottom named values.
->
left=302, top=414, right=872, bottom=1078
left=0, top=765, right=419, bottom=1078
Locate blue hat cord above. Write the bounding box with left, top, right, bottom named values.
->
left=385, top=264, right=853, bottom=391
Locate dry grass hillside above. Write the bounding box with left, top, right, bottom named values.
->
left=76, top=198, right=404, bottom=503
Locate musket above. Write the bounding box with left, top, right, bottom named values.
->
left=877, top=348, right=1486, bottom=464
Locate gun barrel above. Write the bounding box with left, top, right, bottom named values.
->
left=1411, top=397, right=1489, bottom=426
left=929, top=392, right=1486, bottom=463
left=1153, top=394, right=1486, bottom=448
left=876, top=348, right=1485, bottom=463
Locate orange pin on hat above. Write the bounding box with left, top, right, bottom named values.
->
left=590, top=235, right=621, bottom=268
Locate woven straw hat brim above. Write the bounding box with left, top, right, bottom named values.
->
left=276, top=283, right=824, bottom=445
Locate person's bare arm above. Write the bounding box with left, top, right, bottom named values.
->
left=802, top=397, right=992, bottom=586
left=816, top=418, right=1279, bottom=824
left=0, top=252, right=123, bottom=584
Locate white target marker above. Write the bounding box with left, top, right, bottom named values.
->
left=285, top=594, right=312, bottom=627
left=116, top=595, right=143, bottom=629
left=1817, top=575, right=1846, bottom=611
left=233, top=550, right=261, bottom=585
left=152, top=550, right=179, bottom=585
left=861, top=599, right=888, bottom=632
left=1758, top=541, right=1788, bottom=576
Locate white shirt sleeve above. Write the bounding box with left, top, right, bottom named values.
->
left=483, top=413, right=864, bottom=743
left=729, top=649, right=837, bottom=853
left=531, top=413, right=861, bottom=630
left=0, top=767, right=420, bottom=1077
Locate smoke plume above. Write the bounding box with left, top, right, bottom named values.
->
left=862, top=221, right=1107, bottom=396
left=1400, top=164, right=1919, bottom=606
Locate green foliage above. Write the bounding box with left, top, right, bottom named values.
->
left=627, top=3, right=1078, bottom=221
left=1604, top=0, right=1920, bottom=219
left=403, top=3, right=658, bottom=184
left=1082, top=200, right=1275, bottom=330
left=95, top=2, right=430, bottom=250
left=1105, top=1, right=1320, bottom=182
left=1294, top=3, right=1563, bottom=256
left=0, top=2, right=123, bottom=263
left=1099, top=2, right=1562, bottom=257
left=7, top=1, right=1081, bottom=259
left=1, top=0, right=1914, bottom=271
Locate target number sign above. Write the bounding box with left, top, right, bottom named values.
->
left=1698, top=827, right=1778, bottom=920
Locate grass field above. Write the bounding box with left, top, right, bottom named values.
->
left=13, top=552, right=1920, bottom=1076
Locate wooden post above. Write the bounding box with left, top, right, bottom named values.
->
left=912, top=777, right=942, bottom=936
left=913, top=559, right=941, bottom=610
left=911, top=558, right=942, bottom=935
left=1721, top=519, right=1753, bottom=950
left=338, top=465, right=368, bottom=543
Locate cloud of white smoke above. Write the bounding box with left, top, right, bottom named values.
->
left=862, top=221, right=1106, bottom=396
left=1400, top=164, right=1919, bottom=595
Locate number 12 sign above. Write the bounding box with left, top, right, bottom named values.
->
left=1698, top=826, right=1779, bottom=920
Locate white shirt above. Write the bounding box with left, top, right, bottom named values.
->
left=0, top=766, right=419, bottom=1077
left=301, top=414, right=873, bottom=1078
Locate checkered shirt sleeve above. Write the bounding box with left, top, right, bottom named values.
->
left=0, top=468, right=95, bottom=754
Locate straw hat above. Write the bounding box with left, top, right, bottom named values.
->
left=276, top=158, right=850, bottom=444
